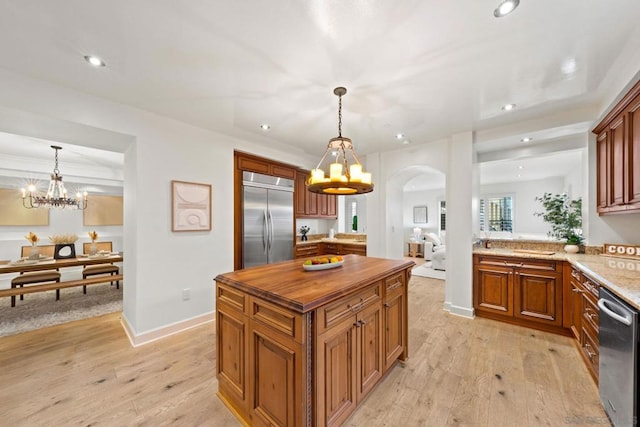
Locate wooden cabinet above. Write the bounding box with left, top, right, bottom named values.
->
left=316, top=286, right=383, bottom=427
left=473, top=254, right=564, bottom=333
left=383, top=272, right=407, bottom=370
left=575, top=271, right=601, bottom=381
left=294, top=243, right=320, bottom=259
left=318, top=242, right=367, bottom=257
left=294, top=169, right=337, bottom=219
left=216, top=255, right=412, bottom=427
left=593, top=78, right=640, bottom=214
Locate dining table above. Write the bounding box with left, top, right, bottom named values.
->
left=0, top=253, right=123, bottom=275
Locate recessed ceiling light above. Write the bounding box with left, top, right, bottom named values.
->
left=84, top=55, right=106, bottom=67
left=521, top=137, right=533, bottom=142
left=395, top=133, right=405, bottom=139
left=260, top=123, right=270, bottom=131
left=502, top=103, right=516, bottom=111
left=518, top=165, right=524, bottom=170
left=402, top=140, right=411, bottom=145
left=493, top=0, right=520, bottom=18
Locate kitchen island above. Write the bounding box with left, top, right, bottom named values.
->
left=215, top=254, right=414, bottom=427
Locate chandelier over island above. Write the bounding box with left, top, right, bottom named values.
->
left=21, top=145, right=88, bottom=210
left=306, top=87, right=374, bottom=195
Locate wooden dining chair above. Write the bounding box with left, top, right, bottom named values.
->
left=81, top=242, right=120, bottom=292
left=11, top=245, right=61, bottom=307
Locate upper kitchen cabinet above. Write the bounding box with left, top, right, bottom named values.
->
left=235, top=151, right=296, bottom=179
left=593, top=79, right=640, bottom=215
left=294, top=169, right=337, bottom=219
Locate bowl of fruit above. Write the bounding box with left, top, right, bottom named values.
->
left=302, top=256, right=344, bottom=271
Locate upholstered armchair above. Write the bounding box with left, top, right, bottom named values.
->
left=423, top=232, right=445, bottom=261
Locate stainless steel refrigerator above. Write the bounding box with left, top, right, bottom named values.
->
left=242, top=171, right=294, bottom=268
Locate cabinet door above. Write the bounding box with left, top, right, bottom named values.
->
left=318, top=193, right=329, bottom=216
left=513, top=269, right=562, bottom=326
left=250, top=322, right=300, bottom=427
left=473, top=264, right=513, bottom=317
left=627, top=96, right=640, bottom=205
left=597, top=131, right=609, bottom=210
left=316, top=317, right=357, bottom=427
left=383, top=290, right=405, bottom=370
left=610, top=115, right=626, bottom=206
left=327, top=194, right=337, bottom=218
left=306, top=190, right=318, bottom=217
left=294, top=171, right=308, bottom=217
left=356, top=303, right=383, bottom=401
left=216, top=307, right=248, bottom=410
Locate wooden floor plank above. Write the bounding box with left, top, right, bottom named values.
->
left=0, top=275, right=606, bottom=426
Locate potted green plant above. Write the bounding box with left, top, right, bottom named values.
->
left=534, top=192, right=583, bottom=253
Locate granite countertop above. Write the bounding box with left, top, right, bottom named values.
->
left=474, top=248, right=640, bottom=309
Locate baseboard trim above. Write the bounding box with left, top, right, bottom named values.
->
left=121, top=311, right=215, bottom=347
left=443, top=302, right=474, bottom=319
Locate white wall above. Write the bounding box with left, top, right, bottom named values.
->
left=0, top=68, right=314, bottom=338
left=402, top=188, right=445, bottom=240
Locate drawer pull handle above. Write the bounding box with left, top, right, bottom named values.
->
left=388, top=282, right=402, bottom=290
left=572, top=288, right=585, bottom=293
left=353, top=321, right=361, bottom=328
left=384, top=303, right=391, bottom=308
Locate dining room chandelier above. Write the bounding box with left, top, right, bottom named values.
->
left=306, top=87, right=374, bottom=195
left=22, top=145, right=88, bottom=210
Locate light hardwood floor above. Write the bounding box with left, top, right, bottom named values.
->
left=0, top=275, right=607, bottom=426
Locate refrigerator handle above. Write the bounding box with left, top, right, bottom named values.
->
left=262, top=210, right=268, bottom=254
left=267, top=209, right=274, bottom=252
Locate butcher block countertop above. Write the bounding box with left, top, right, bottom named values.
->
left=474, top=247, right=640, bottom=310
left=215, top=254, right=414, bottom=313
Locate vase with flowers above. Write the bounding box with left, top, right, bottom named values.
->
left=25, top=231, right=40, bottom=260
left=88, top=230, right=99, bottom=255
left=534, top=192, right=583, bottom=253
left=299, top=225, right=310, bottom=242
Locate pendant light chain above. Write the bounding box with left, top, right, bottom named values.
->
left=337, top=93, right=342, bottom=138
left=53, top=146, right=60, bottom=175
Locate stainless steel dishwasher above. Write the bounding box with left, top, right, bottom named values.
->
left=598, top=287, right=639, bottom=427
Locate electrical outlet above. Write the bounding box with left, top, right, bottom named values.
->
left=182, top=288, right=191, bottom=301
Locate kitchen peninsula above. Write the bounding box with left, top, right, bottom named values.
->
left=215, top=254, right=414, bottom=427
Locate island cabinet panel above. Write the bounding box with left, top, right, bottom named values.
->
left=473, top=254, right=565, bottom=334
left=250, top=321, right=301, bottom=427
left=215, top=255, right=413, bottom=426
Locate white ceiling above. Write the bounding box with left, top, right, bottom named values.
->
left=0, top=1, right=638, bottom=183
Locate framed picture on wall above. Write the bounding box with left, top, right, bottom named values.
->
left=171, top=180, right=212, bottom=232
left=413, top=205, right=428, bottom=223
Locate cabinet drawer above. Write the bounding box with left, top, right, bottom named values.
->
left=570, top=266, right=582, bottom=282
left=384, top=272, right=405, bottom=297
left=295, top=244, right=319, bottom=259
left=580, top=326, right=599, bottom=376
left=317, top=283, right=381, bottom=335
left=217, top=283, right=247, bottom=315
left=582, top=274, right=601, bottom=301
left=250, top=297, right=303, bottom=343
left=341, top=244, right=367, bottom=256
left=476, top=255, right=559, bottom=272
left=582, top=294, right=600, bottom=335
left=323, top=243, right=338, bottom=254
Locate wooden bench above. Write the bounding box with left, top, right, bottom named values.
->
left=0, top=274, right=124, bottom=307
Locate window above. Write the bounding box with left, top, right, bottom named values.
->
left=439, top=201, right=446, bottom=231
left=479, top=196, right=513, bottom=232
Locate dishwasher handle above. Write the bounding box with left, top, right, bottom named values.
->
left=598, top=298, right=633, bottom=326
